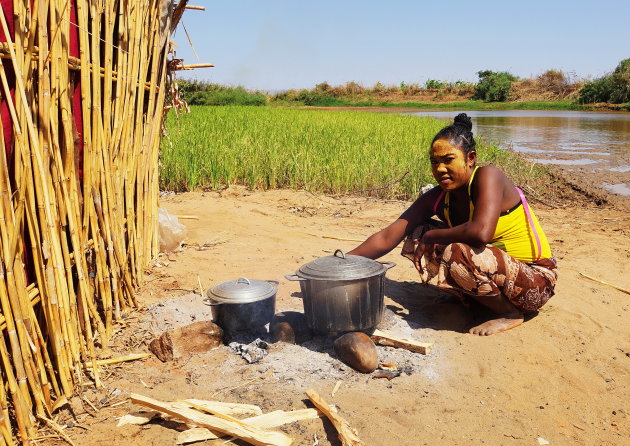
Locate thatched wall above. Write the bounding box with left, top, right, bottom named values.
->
left=0, top=0, right=184, bottom=442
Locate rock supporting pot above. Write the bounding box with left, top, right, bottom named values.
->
left=286, top=250, right=394, bottom=334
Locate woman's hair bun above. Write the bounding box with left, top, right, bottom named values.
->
left=453, top=113, right=472, bottom=131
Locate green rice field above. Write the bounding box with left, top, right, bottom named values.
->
left=160, top=106, right=548, bottom=200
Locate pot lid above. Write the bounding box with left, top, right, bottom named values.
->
left=207, top=277, right=277, bottom=304
left=296, top=249, right=388, bottom=280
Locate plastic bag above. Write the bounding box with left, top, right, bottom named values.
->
left=158, top=207, right=187, bottom=252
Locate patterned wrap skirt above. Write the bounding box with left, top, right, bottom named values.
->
left=401, top=223, right=558, bottom=313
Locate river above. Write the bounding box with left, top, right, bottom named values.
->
left=406, top=110, right=630, bottom=196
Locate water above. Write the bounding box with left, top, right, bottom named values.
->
left=406, top=110, right=630, bottom=196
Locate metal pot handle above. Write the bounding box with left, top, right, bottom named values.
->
left=379, top=261, right=396, bottom=270
left=202, top=297, right=222, bottom=306
left=267, top=280, right=279, bottom=286
left=237, top=277, right=251, bottom=285
left=334, top=249, right=346, bottom=259
left=284, top=273, right=306, bottom=281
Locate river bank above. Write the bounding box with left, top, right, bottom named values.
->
left=289, top=100, right=630, bottom=112
left=280, top=99, right=630, bottom=112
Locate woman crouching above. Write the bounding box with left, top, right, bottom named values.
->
left=348, top=113, right=557, bottom=336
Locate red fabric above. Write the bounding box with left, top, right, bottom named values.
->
left=0, top=0, right=15, bottom=157
left=0, top=1, right=82, bottom=166
left=70, top=0, right=83, bottom=179
left=0, top=1, right=83, bottom=282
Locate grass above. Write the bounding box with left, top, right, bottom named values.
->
left=160, top=106, right=552, bottom=200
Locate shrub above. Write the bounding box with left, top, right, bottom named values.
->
left=473, top=70, right=518, bottom=102
left=177, top=80, right=267, bottom=106
left=537, top=70, right=569, bottom=96
left=578, top=77, right=616, bottom=104
left=444, top=80, right=476, bottom=96
left=578, top=57, right=630, bottom=104
left=425, top=79, right=446, bottom=89
left=296, top=90, right=345, bottom=106
left=315, top=82, right=332, bottom=92
left=371, top=82, right=385, bottom=93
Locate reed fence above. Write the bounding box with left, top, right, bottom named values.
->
left=0, top=0, right=197, bottom=443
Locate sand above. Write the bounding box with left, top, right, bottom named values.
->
left=51, top=187, right=628, bottom=446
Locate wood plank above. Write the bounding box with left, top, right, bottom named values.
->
left=181, top=399, right=263, bottom=416
left=370, top=329, right=433, bottom=354
left=246, top=409, right=321, bottom=429
left=116, top=411, right=160, bottom=427
left=306, top=389, right=365, bottom=446
left=130, top=393, right=292, bottom=446
left=175, top=409, right=321, bottom=445
left=176, top=428, right=219, bottom=444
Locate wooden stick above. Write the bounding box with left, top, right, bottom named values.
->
left=37, top=415, right=77, bottom=446
left=83, top=353, right=151, bottom=368
left=130, top=393, right=293, bottom=446
left=579, top=272, right=630, bottom=295
left=172, top=63, right=215, bottom=70
left=175, top=215, right=199, bottom=220
left=370, top=329, right=433, bottom=355
left=321, top=235, right=364, bottom=243
left=331, top=381, right=342, bottom=398
left=306, top=389, right=365, bottom=446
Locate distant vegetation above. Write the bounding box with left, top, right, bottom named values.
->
left=578, top=57, right=630, bottom=104
left=472, top=70, right=519, bottom=102
left=160, top=106, right=551, bottom=199
left=172, top=57, right=629, bottom=110
left=176, top=80, right=266, bottom=106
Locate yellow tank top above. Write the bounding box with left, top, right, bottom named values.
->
left=443, top=166, right=552, bottom=263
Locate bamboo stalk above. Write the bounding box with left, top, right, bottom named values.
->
left=0, top=0, right=185, bottom=440
left=172, top=63, right=214, bottom=70
left=82, top=353, right=151, bottom=368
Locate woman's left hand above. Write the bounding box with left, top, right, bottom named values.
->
left=413, top=238, right=435, bottom=273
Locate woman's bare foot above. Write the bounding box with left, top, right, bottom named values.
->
left=469, top=312, right=524, bottom=336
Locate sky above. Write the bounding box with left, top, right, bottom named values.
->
left=171, top=0, right=630, bottom=92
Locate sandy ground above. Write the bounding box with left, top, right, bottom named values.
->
left=51, top=187, right=629, bottom=446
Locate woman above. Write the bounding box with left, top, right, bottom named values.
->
left=348, top=113, right=557, bottom=336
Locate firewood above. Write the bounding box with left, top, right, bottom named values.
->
left=116, top=411, right=160, bottom=427
left=370, top=329, right=433, bottom=354
left=306, top=389, right=365, bottom=446
left=175, top=409, right=321, bottom=445
left=177, top=428, right=219, bottom=444
left=181, top=399, right=263, bottom=416
left=130, top=393, right=292, bottom=446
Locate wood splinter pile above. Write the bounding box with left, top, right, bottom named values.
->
left=0, top=0, right=209, bottom=443
left=129, top=390, right=366, bottom=446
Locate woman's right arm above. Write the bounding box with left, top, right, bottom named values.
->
left=347, top=187, right=440, bottom=260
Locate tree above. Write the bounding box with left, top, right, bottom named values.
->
left=579, top=57, right=630, bottom=104
left=473, top=70, right=518, bottom=102
left=424, top=79, right=445, bottom=89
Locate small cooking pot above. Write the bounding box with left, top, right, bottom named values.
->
left=285, top=250, right=395, bottom=334
left=205, top=277, right=278, bottom=333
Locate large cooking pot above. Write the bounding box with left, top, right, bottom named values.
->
left=285, top=250, right=395, bottom=334
left=205, top=277, right=278, bottom=333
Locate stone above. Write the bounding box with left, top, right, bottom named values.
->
left=270, top=311, right=312, bottom=344
left=333, top=332, right=379, bottom=373
left=149, top=321, right=223, bottom=362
